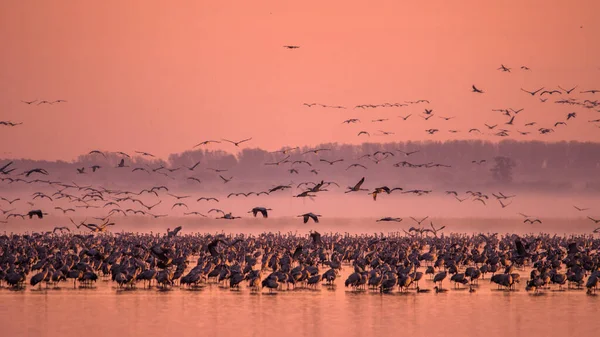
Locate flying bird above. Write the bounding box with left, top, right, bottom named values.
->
left=376, top=217, right=402, bottom=222
left=171, top=203, right=189, bottom=210
left=27, top=210, right=46, bottom=219
left=558, top=85, right=577, bottom=94
left=345, top=177, right=367, bottom=193
left=521, top=87, right=544, bottom=96
left=320, top=159, right=344, bottom=165
left=249, top=207, right=272, bottom=218
left=88, top=150, right=106, bottom=158
left=197, top=197, right=219, bottom=202
left=298, top=213, right=321, bottom=223
left=222, top=138, right=252, bottom=147
left=135, top=151, right=155, bottom=157
left=194, top=140, right=220, bottom=147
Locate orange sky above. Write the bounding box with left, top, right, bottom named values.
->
left=1, top=0, right=599, bottom=161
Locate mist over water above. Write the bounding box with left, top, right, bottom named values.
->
left=2, top=187, right=600, bottom=235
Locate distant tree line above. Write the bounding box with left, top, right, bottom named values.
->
left=1, top=140, right=599, bottom=193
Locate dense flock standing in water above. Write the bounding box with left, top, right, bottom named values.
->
left=2, top=230, right=600, bottom=296
left=1, top=62, right=599, bottom=294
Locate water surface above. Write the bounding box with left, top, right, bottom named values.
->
left=1, top=262, right=596, bottom=337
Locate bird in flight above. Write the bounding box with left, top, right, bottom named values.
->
left=222, top=138, right=252, bottom=147
left=197, top=197, right=219, bottom=202
left=540, top=89, right=561, bottom=96
left=558, top=85, right=577, bottom=94
left=298, top=212, right=321, bottom=223
left=376, top=217, right=403, bottom=222
left=207, top=168, right=228, bottom=173
left=320, top=159, right=344, bottom=165
left=249, top=207, right=272, bottom=218
left=135, top=151, right=155, bottom=157
left=272, top=147, right=299, bottom=155
left=345, top=177, right=367, bottom=193
left=472, top=85, right=484, bottom=93
left=88, top=150, right=106, bottom=158
left=0, top=121, right=23, bottom=126
left=265, top=156, right=290, bottom=166
left=521, top=87, right=544, bottom=96
left=184, top=212, right=206, bottom=217
left=171, top=203, right=189, bottom=210
left=410, top=216, right=429, bottom=225
left=194, top=140, right=220, bottom=147
left=346, top=163, right=367, bottom=170
left=398, top=150, right=419, bottom=156
left=303, top=148, right=331, bottom=155
left=283, top=45, right=300, bottom=49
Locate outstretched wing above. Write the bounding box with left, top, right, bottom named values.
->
left=515, top=239, right=527, bottom=256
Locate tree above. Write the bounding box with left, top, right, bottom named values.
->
left=490, top=156, right=516, bottom=183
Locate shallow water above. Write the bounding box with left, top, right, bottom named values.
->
left=1, top=263, right=597, bottom=337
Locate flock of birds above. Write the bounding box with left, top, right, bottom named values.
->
left=2, top=230, right=600, bottom=296
left=1, top=62, right=599, bottom=296
left=1, top=140, right=599, bottom=230
left=299, top=64, right=600, bottom=140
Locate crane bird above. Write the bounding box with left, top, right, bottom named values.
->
left=376, top=217, right=402, bottom=222
left=222, top=138, right=252, bottom=147
left=345, top=177, right=367, bottom=193
left=433, top=271, right=447, bottom=290
left=249, top=207, right=272, bottom=218
left=309, top=231, right=322, bottom=245
left=27, top=209, right=46, bottom=219
left=298, top=213, right=321, bottom=223
left=167, top=226, right=182, bottom=237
